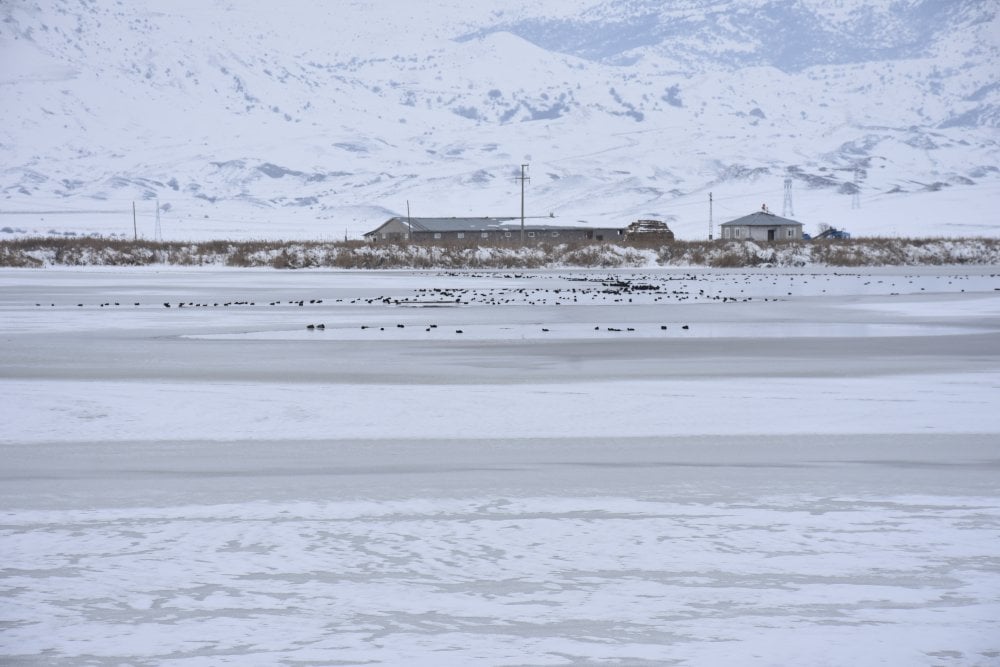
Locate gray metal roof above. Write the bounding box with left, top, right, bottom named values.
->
left=720, top=211, right=803, bottom=227
left=371, top=217, right=623, bottom=234
left=403, top=217, right=517, bottom=232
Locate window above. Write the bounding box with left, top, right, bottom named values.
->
left=481, top=232, right=488, bottom=238
left=786, top=229, right=793, bottom=238
left=527, top=232, right=535, bottom=238
left=504, top=231, right=512, bottom=238
left=457, top=232, right=465, bottom=239
left=735, top=228, right=742, bottom=238
left=382, top=233, right=387, bottom=239
left=551, top=231, right=559, bottom=237
left=433, top=233, right=442, bottom=239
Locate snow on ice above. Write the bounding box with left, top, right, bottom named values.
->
left=1, top=266, right=999, bottom=665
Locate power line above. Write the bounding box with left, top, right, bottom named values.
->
left=646, top=187, right=783, bottom=212
left=0, top=209, right=129, bottom=215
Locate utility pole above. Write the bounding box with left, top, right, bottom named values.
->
left=783, top=178, right=794, bottom=217
left=406, top=200, right=412, bottom=241
left=708, top=192, right=713, bottom=240
left=132, top=201, right=137, bottom=241
left=516, top=163, right=530, bottom=244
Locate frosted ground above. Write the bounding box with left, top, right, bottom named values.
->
left=2, top=266, right=1000, bottom=666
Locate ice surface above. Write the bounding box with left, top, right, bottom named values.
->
left=2, top=267, right=999, bottom=665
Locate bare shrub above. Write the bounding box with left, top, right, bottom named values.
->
left=622, top=236, right=672, bottom=251
left=3, top=236, right=1000, bottom=269
left=708, top=248, right=749, bottom=268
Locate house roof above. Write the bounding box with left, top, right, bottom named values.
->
left=402, top=217, right=518, bottom=232
left=720, top=211, right=803, bottom=227
left=366, top=217, right=624, bottom=235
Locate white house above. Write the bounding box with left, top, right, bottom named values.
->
left=719, top=209, right=804, bottom=241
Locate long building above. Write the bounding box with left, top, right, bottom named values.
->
left=364, top=217, right=627, bottom=243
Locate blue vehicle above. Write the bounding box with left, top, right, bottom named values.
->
left=810, top=227, right=851, bottom=240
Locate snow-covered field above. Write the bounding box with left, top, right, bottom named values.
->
left=2, top=267, right=1000, bottom=666
left=3, top=1, right=1000, bottom=242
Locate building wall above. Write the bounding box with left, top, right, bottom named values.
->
left=408, top=228, right=625, bottom=244
left=721, top=225, right=802, bottom=241
left=365, top=219, right=627, bottom=244
left=366, top=219, right=413, bottom=242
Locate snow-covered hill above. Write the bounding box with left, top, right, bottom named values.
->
left=1, top=0, right=998, bottom=240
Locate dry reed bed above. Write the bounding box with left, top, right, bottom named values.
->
left=2, top=237, right=999, bottom=269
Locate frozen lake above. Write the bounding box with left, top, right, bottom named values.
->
left=2, top=267, right=1000, bottom=665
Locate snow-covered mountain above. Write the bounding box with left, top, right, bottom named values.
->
left=1, top=0, right=998, bottom=240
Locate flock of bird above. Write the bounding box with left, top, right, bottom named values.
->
left=300, top=322, right=693, bottom=335
left=30, top=273, right=993, bottom=335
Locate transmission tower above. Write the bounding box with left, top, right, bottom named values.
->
left=782, top=178, right=794, bottom=217
left=516, top=164, right=530, bottom=244
left=851, top=167, right=861, bottom=210
left=155, top=198, right=162, bottom=241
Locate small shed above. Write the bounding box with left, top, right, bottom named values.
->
left=624, top=219, right=675, bottom=241
left=719, top=209, right=803, bottom=241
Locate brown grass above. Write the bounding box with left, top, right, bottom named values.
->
left=2, top=236, right=999, bottom=269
